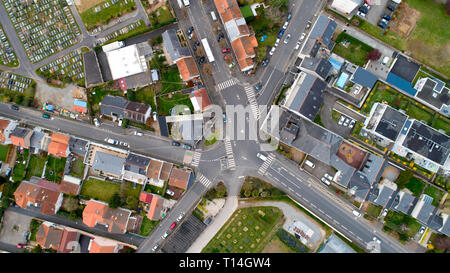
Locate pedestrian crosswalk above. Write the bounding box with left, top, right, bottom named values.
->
left=216, top=78, right=237, bottom=91
left=224, top=138, right=236, bottom=170
left=191, top=151, right=202, bottom=167
left=198, top=173, right=212, bottom=188
left=258, top=153, right=275, bottom=175
left=244, top=85, right=259, bottom=120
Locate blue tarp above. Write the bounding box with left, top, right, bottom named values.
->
left=74, top=99, right=87, bottom=108
left=386, top=72, right=418, bottom=96
left=328, top=57, right=343, bottom=70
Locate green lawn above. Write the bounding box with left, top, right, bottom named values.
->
left=80, top=0, right=136, bottom=30
left=361, top=83, right=398, bottom=113
left=240, top=5, right=254, bottom=19
left=366, top=203, right=382, bottom=218
left=44, top=156, right=66, bottom=182
left=157, top=93, right=193, bottom=116
left=80, top=178, right=120, bottom=202
left=139, top=216, right=160, bottom=236
left=149, top=5, right=174, bottom=26
left=431, top=118, right=450, bottom=135
left=383, top=211, right=421, bottom=242
left=12, top=148, right=29, bottom=182
left=406, top=104, right=433, bottom=124
left=333, top=32, right=374, bottom=66
left=69, top=156, right=85, bottom=178
left=434, top=175, right=449, bottom=191
left=331, top=110, right=341, bottom=122
left=357, top=18, right=406, bottom=52
left=160, top=67, right=187, bottom=95
left=405, top=177, right=426, bottom=197
left=25, top=153, right=47, bottom=180
left=144, top=183, right=166, bottom=196
left=131, top=86, right=156, bottom=110
left=0, top=144, right=10, bottom=162
left=202, top=206, right=283, bottom=253
left=423, top=186, right=445, bottom=207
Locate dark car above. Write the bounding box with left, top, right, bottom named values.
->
left=381, top=13, right=391, bottom=21
left=195, top=40, right=200, bottom=46
left=287, top=13, right=292, bottom=21
left=378, top=19, right=388, bottom=29
left=193, top=44, right=197, bottom=51
left=262, top=58, right=269, bottom=67
left=182, top=144, right=192, bottom=150
left=254, top=82, right=263, bottom=92
left=42, top=113, right=50, bottom=119
left=277, top=29, right=285, bottom=39
left=358, top=6, right=368, bottom=14
left=223, top=113, right=226, bottom=123
left=10, top=104, right=19, bottom=111
left=217, top=32, right=224, bottom=41
left=187, top=26, right=194, bottom=35
left=199, top=56, right=206, bottom=64
left=387, top=5, right=396, bottom=12
left=306, top=21, right=312, bottom=29
left=171, top=141, right=181, bottom=147
left=221, top=48, right=231, bottom=53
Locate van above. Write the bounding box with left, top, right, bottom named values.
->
left=305, top=160, right=315, bottom=168
left=381, top=56, right=390, bottom=66
left=210, top=11, right=217, bottom=21
left=257, top=152, right=268, bottom=162
left=352, top=210, right=361, bottom=217
left=183, top=0, right=190, bottom=7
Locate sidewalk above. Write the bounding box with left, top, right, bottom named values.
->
left=186, top=196, right=238, bottom=253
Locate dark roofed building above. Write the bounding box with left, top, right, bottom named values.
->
left=300, top=38, right=321, bottom=58
left=401, top=120, right=450, bottom=166
left=284, top=72, right=326, bottom=121
left=125, top=101, right=151, bottom=124
left=389, top=54, right=420, bottom=83
left=83, top=51, right=104, bottom=88
left=351, top=67, right=378, bottom=89
left=412, top=198, right=437, bottom=225
left=373, top=184, right=395, bottom=208
left=392, top=191, right=416, bottom=215
left=100, top=95, right=128, bottom=120
left=374, top=104, right=408, bottom=142
left=162, top=29, right=191, bottom=63
left=414, top=77, right=449, bottom=116
left=68, top=137, right=88, bottom=157
left=347, top=172, right=372, bottom=202
left=309, top=15, right=337, bottom=48
left=300, top=57, right=332, bottom=80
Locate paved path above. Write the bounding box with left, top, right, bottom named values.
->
left=186, top=196, right=238, bottom=253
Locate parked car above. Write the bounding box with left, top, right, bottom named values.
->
left=186, top=26, right=194, bottom=35
left=161, top=232, right=169, bottom=239
left=277, top=29, right=285, bottom=39
left=269, top=47, right=276, bottom=56
left=306, top=21, right=312, bottom=29
left=199, top=56, right=206, bottom=64
left=182, top=144, right=192, bottom=150
left=381, top=56, right=390, bottom=65
left=93, top=118, right=100, bottom=127
left=217, top=32, right=224, bottom=42
left=299, top=33, right=306, bottom=43
left=282, top=21, right=289, bottom=30
left=223, top=113, right=226, bottom=123
left=105, top=138, right=119, bottom=145
left=41, top=113, right=50, bottom=119
left=419, top=226, right=426, bottom=234
left=169, top=222, right=177, bottom=231
left=151, top=244, right=159, bottom=252
left=171, top=141, right=181, bottom=147
left=274, top=38, right=280, bottom=47
left=343, top=118, right=350, bottom=127
left=357, top=11, right=366, bottom=18
left=193, top=44, right=197, bottom=51
left=320, top=177, right=331, bottom=186
left=378, top=19, right=388, bottom=29
left=381, top=13, right=391, bottom=21
left=166, top=189, right=175, bottom=196
left=349, top=119, right=356, bottom=128
left=373, top=237, right=381, bottom=244
left=254, top=82, right=263, bottom=92
left=134, top=131, right=143, bottom=136
left=284, top=34, right=291, bottom=44
left=387, top=5, right=396, bottom=12
left=17, top=243, right=26, bottom=249
left=177, top=212, right=185, bottom=222
left=287, top=13, right=292, bottom=20
left=324, top=173, right=333, bottom=181
left=338, top=116, right=345, bottom=125
left=262, top=58, right=269, bottom=67
left=358, top=6, right=368, bottom=14
left=10, top=104, right=19, bottom=110
left=195, top=40, right=200, bottom=47
left=222, top=48, right=231, bottom=53
left=295, top=41, right=301, bottom=50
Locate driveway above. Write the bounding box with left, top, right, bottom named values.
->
left=0, top=210, right=33, bottom=246
left=320, top=92, right=352, bottom=138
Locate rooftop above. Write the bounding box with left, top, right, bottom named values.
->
left=351, top=67, right=378, bottom=89
left=309, top=15, right=337, bottom=48
left=83, top=51, right=103, bottom=87
left=92, top=151, right=126, bottom=177
left=373, top=104, right=408, bottom=142
left=162, top=29, right=191, bottom=62
left=389, top=54, right=420, bottom=83
left=415, top=77, right=449, bottom=115
left=105, top=44, right=148, bottom=80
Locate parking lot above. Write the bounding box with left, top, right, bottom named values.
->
left=358, top=0, right=399, bottom=30
left=0, top=24, right=17, bottom=66
left=3, top=0, right=81, bottom=63
left=0, top=209, right=33, bottom=246
left=301, top=156, right=337, bottom=185
left=161, top=213, right=207, bottom=253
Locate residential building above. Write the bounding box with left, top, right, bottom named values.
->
left=88, top=236, right=124, bottom=253
left=0, top=118, right=17, bottom=145
left=176, top=56, right=200, bottom=82
left=190, top=86, right=212, bottom=112
left=329, top=0, right=363, bottom=18
left=10, top=127, right=32, bottom=148
left=100, top=95, right=151, bottom=124
left=214, top=0, right=258, bottom=72
left=350, top=67, right=378, bottom=90
left=168, top=168, right=194, bottom=191
left=414, top=77, right=449, bottom=117
left=300, top=57, right=333, bottom=81
left=386, top=54, right=420, bottom=97
left=68, top=137, right=88, bottom=157
left=47, top=132, right=70, bottom=158
left=390, top=190, right=416, bottom=215
left=83, top=50, right=104, bottom=88
left=85, top=143, right=128, bottom=179
left=411, top=194, right=439, bottom=226
left=139, top=191, right=153, bottom=204
left=303, top=15, right=337, bottom=52
left=122, top=153, right=151, bottom=184
left=124, top=101, right=151, bottom=124
left=36, top=221, right=64, bottom=251
left=58, top=228, right=81, bottom=253
left=147, top=194, right=164, bottom=220
left=146, top=159, right=164, bottom=187
left=59, top=175, right=82, bottom=196
left=29, top=128, right=47, bottom=154
left=13, top=177, right=63, bottom=214
left=82, top=200, right=132, bottom=234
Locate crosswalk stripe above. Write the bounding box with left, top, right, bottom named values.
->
left=191, top=151, right=202, bottom=167
left=216, top=78, right=237, bottom=91
left=257, top=154, right=275, bottom=175
left=244, top=86, right=259, bottom=120
left=198, top=174, right=212, bottom=188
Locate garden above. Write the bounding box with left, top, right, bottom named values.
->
left=240, top=176, right=285, bottom=198
left=25, top=153, right=47, bottom=180
left=0, top=144, right=9, bottom=162
left=69, top=156, right=86, bottom=178
left=333, top=32, right=374, bottom=67
left=11, top=148, right=29, bottom=182
left=80, top=177, right=121, bottom=202
left=383, top=210, right=421, bottom=243
left=139, top=213, right=160, bottom=236
left=423, top=185, right=445, bottom=207
left=202, top=206, right=283, bottom=253
left=44, top=156, right=67, bottom=183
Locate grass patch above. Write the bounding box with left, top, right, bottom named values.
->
left=44, top=156, right=66, bottom=182
left=160, top=67, right=187, bottom=95
left=431, top=117, right=450, bottom=135
left=406, top=104, right=433, bottom=124
left=80, top=0, right=136, bottom=31
left=69, top=156, right=85, bottom=178
left=356, top=17, right=407, bottom=52
left=29, top=219, right=42, bottom=242
left=240, top=176, right=286, bottom=198
left=333, top=32, right=373, bottom=66
left=12, top=148, right=29, bottom=182
left=144, top=183, right=165, bottom=196
left=0, top=144, right=10, bottom=162
left=149, top=5, right=174, bottom=26
left=423, top=186, right=445, bottom=207
left=366, top=203, right=382, bottom=218
left=240, top=5, right=254, bottom=19
left=131, top=86, right=156, bottom=111
left=383, top=210, right=421, bottom=242
left=405, top=177, right=426, bottom=197
left=202, top=206, right=283, bottom=253
left=204, top=137, right=217, bottom=146
left=25, top=153, right=47, bottom=180
left=331, top=110, right=341, bottom=122
left=157, top=93, right=193, bottom=116
left=139, top=216, right=160, bottom=236
left=80, top=178, right=120, bottom=202
left=313, top=113, right=324, bottom=127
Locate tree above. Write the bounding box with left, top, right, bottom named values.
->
left=270, top=0, right=289, bottom=9
left=32, top=245, right=43, bottom=253
left=63, top=196, right=79, bottom=212
left=126, top=195, right=138, bottom=209
left=395, top=170, right=414, bottom=189
left=432, top=234, right=450, bottom=250
left=109, top=193, right=121, bottom=209
left=367, top=49, right=382, bottom=61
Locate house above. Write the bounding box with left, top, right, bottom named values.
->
left=411, top=194, right=438, bottom=226
left=168, top=168, right=194, bottom=191
left=68, top=137, right=88, bottom=157
left=214, top=0, right=258, bottom=72
left=59, top=175, right=82, bottom=196
left=58, top=228, right=81, bottom=253
left=162, top=29, right=199, bottom=82
left=330, top=0, right=363, bottom=18
left=350, top=67, right=378, bottom=90
left=47, top=132, right=70, bottom=158
left=160, top=162, right=173, bottom=181
left=36, top=221, right=64, bottom=251
left=83, top=50, right=104, bottom=88
left=82, top=200, right=132, bottom=234
left=139, top=191, right=153, bottom=204
left=92, top=151, right=126, bottom=179
left=318, top=233, right=356, bottom=253
left=0, top=118, right=17, bottom=145
left=390, top=190, right=416, bottom=215
left=146, top=159, right=163, bottom=187
left=371, top=182, right=396, bottom=208
left=283, top=72, right=327, bottom=121
left=307, top=15, right=337, bottom=49
left=10, top=127, right=32, bottom=148
left=29, top=129, right=47, bottom=154
left=386, top=54, right=420, bottom=97
left=147, top=195, right=164, bottom=220
left=100, top=95, right=151, bottom=124
left=122, top=153, right=151, bottom=184
left=88, top=236, right=124, bottom=253
left=300, top=57, right=333, bottom=81
left=13, top=178, right=63, bottom=214
left=414, top=77, right=449, bottom=117
left=190, top=86, right=212, bottom=112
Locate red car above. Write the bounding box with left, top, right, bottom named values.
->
left=169, top=222, right=177, bottom=231
left=222, top=48, right=231, bottom=53
left=17, top=243, right=26, bottom=249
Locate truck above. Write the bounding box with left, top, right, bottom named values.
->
left=201, top=38, right=215, bottom=63
left=183, top=0, right=190, bottom=7
left=304, top=160, right=315, bottom=168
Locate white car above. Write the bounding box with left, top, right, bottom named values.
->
left=353, top=85, right=362, bottom=95
left=166, top=189, right=175, bottom=196
left=419, top=226, right=426, bottom=234
left=122, top=142, right=129, bottom=147
left=93, top=118, right=100, bottom=127
left=373, top=237, right=381, bottom=244
left=162, top=232, right=169, bottom=239
left=177, top=212, right=185, bottom=222
left=151, top=244, right=159, bottom=251
left=299, top=33, right=306, bottom=43
left=320, top=177, right=331, bottom=186
left=282, top=21, right=289, bottom=30
left=343, top=118, right=350, bottom=127
left=269, top=47, right=276, bottom=56
left=357, top=11, right=366, bottom=18
left=134, top=131, right=143, bottom=136
left=338, top=116, right=345, bottom=125
left=284, top=34, right=291, bottom=44
left=274, top=38, right=280, bottom=47
left=349, top=119, right=356, bottom=128
left=294, top=42, right=301, bottom=50
left=324, top=173, right=333, bottom=181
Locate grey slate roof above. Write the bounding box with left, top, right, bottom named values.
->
left=301, top=38, right=321, bottom=58
left=373, top=184, right=395, bottom=207
left=92, top=151, right=126, bottom=176
left=124, top=153, right=150, bottom=175
left=352, top=67, right=378, bottom=89
left=83, top=51, right=104, bottom=87
left=402, top=120, right=450, bottom=166
left=390, top=54, right=420, bottom=82
left=415, top=201, right=437, bottom=224
left=300, top=57, right=332, bottom=80
left=360, top=153, right=386, bottom=185
left=439, top=215, right=450, bottom=237
left=180, top=119, right=203, bottom=145
left=309, top=15, right=337, bottom=47
left=100, top=95, right=128, bottom=119
left=318, top=234, right=356, bottom=253
left=68, top=137, right=88, bottom=156
left=162, top=29, right=191, bottom=62
left=415, top=78, right=449, bottom=113
left=30, top=130, right=45, bottom=150
left=392, top=191, right=416, bottom=214
left=347, top=172, right=371, bottom=201
left=11, top=127, right=30, bottom=138
left=375, top=104, right=408, bottom=141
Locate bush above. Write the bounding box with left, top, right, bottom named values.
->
left=109, top=193, right=121, bottom=208
left=244, top=190, right=251, bottom=197
left=252, top=189, right=259, bottom=198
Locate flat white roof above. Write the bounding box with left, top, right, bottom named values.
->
left=106, top=44, right=148, bottom=80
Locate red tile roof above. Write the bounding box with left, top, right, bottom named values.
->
left=190, top=87, right=211, bottom=111
left=176, top=57, right=199, bottom=82
left=147, top=195, right=163, bottom=220
left=48, top=132, right=70, bottom=157
left=139, top=192, right=153, bottom=204
left=168, top=168, right=192, bottom=190
left=82, top=200, right=131, bottom=234
left=14, top=180, right=62, bottom=214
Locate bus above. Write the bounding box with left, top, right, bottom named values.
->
left=201, top=38, right=215, bottom=63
